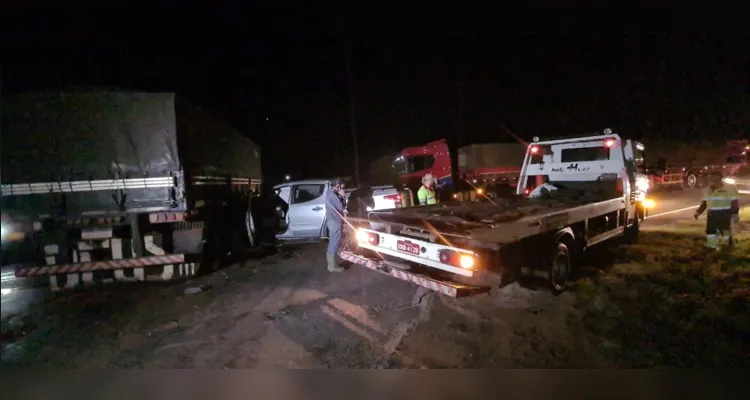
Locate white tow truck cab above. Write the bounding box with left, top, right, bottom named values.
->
left=340, top=129, right=652, bottom=297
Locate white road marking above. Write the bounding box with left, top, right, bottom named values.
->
left=647, top=205, right=699, bottom=219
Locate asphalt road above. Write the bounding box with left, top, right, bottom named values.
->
left=0, top=188, right=745, bottom=369
left=643, top=187, right=706, bottom=224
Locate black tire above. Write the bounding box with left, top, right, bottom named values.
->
left=685, top=173, right=698, bottom=189
left=548, top=241, right=572, bottom=296
left=623, top=220, right=640, bottom=244
left=623, top=207, right=642, bottom=244
left=245, top=211, right=257, bottom=248
left=196, top=208, right=225, bottom=275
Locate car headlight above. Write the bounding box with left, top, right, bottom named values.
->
left=0, top=223, right=9, bottom=240
left=723, top=177, right=736, bottom=185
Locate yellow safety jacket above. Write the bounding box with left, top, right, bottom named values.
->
left=417, top=185, right=437, bottom=205
left=704, top=185, right=739, bottom=211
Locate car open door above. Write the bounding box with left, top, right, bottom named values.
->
left=279, top=182, right=328, bottom=239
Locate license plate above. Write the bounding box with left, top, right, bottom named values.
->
left=397, top=240, right=421, bottom=255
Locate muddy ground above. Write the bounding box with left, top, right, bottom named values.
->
left=2, top=216, right=748, bottom=369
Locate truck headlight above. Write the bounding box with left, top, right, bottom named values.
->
left=642, top=198, right=655, bottom=209
left=635, top=177, right=650, bottom=191
left=723, top=177, right=736, bottom=185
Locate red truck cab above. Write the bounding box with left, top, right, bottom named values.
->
left=393, top=139, right=525, bottom=201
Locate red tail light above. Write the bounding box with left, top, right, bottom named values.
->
left=438, top=249, right=476, bottom=269
left=355, top=230, right=380, bottom=245
left=604, top=138, right=616, bottom=148
left=529, top=146, right=539, bottom=154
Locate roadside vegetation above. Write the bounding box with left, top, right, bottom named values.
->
left=573, top=207, right=750, bottom=368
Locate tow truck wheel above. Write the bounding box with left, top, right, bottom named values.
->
left=548, top=241, right=572, bottom=296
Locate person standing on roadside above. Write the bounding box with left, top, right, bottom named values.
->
left=324, top=177, right=347, bottom=272
left=694, top=174, right=740, bottom=249
left=417, top=173, right=438, bottom=205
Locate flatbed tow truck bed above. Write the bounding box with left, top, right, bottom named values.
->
left=340, top=192, right=627, bottom=298
left=366, top=189, right=624, bottom=243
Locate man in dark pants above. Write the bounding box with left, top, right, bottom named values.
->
left=249, top=183, right=288, bottom=247
left=694, top=174, right=740, bottom=249
left=324, top=177, right=347, bottom=272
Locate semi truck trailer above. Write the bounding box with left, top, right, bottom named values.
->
left=1, top=90, right=261, bottom=290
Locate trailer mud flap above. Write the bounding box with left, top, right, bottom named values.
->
left=339, top=250, right=489, bottom=298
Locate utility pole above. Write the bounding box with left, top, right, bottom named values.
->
left=346, top=49, right=360, bottom=187
left=447, top=73, right=464, bottom=198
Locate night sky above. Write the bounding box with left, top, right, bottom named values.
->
left=3, top=10, right=749, bottom=184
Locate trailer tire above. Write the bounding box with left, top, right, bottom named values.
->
left=685, top=173, right=698, bottom=189
left=548, top=241, right=572, bottom=296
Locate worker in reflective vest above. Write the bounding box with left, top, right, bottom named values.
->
left=417, top=173, right=438, bottom=205
left=694, top=175, right=740, bottom=249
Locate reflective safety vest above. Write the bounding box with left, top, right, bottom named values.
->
left=704, top=185, right=738, bottom=210
left=417, top=185, right=437, bottom=205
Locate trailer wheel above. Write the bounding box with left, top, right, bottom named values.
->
left=548, top=241, right=572, bottom=295
left=685, top=173, right=698, bottom=189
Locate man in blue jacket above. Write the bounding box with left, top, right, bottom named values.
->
left=325, top=177, right=347, bottom=272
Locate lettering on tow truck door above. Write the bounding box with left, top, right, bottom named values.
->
left=551, top=163, right=592, bottom=173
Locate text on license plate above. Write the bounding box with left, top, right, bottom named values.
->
left=396, top=240, right=421, bottom=255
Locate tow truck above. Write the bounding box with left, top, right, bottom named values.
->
left=339, top=129, right=650, bottom=297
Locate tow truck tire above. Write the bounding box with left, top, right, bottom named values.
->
left=548, top=241, right=572, bottom=296
left=623, top=207, right=642, bottom=244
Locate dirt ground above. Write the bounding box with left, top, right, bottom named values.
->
left=2, top=212, right=748, bottom=369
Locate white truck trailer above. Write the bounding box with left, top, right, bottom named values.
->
left=339, top=130, right=651, bottom=297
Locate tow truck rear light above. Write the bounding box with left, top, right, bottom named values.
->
left=529, top=146, right=539, bottom=154
left=604, top=138, right=617, bottom=148
left=355, top=229, right=380, bottom=245
left=438, top=249, right=476, bottom=269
